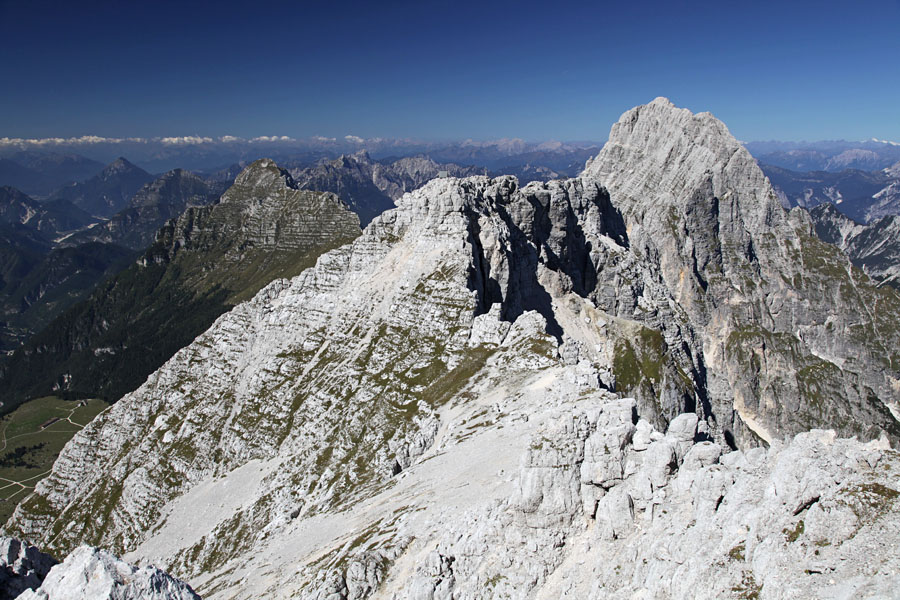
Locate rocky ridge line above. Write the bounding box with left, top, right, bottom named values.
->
left=2, top=99, right=899, bottom=598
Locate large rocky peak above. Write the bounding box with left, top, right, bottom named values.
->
left=584, top=96, right=781, bottom=235
left=149, top=159, right=360, bottom=263
left=127, top=168, right=212, bottom=209
left=582, top=97, right=900, bottom=447
left=2, top=100, right=899, bottom=599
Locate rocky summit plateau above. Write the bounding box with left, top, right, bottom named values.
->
left=2, top=98, right=899, bottom=599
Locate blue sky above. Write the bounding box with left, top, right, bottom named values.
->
left=1, top=0, right=899, bottom=142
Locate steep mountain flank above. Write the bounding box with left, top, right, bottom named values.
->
left=810, top=202, right=900, bottom=288
left=0, top=186, right=95, bottom=238
left=0, top=242, right=135, bottom=350
left=0, top=188, right=131, bottom=349
left=583, top=98, right=900, bottom=446
left=62, top=169, right=221, bottom=251
left=3, top=101, right=899, bottom=599
left=0, top=159, right=359, bottom=411
left=49, top=158, right=153, bottom=217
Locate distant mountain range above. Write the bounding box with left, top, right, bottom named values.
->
left=0, top=152, right=105, bottom=197
left=746, top=139, right=900, bottom=172
left=291, top=151, right=485, bottom=226
left=0, top=136, right=603, bottom=174
left=48, top=157, right=153, bottom=217
left=760, top=162, right=900, bottom=223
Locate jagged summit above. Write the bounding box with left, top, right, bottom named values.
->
left=3, top=101, right=899, bottom=599
left=230, top=157, right=299, bottom=192
left=103, top=156, right=138, bottom=175
left=583, top=96, right=779, bottom=232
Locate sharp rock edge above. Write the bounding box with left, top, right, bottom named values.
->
left=10, top=541, right=199, bottom=600
left=4, top=98, right=900, bottom=599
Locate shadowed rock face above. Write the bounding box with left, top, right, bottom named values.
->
left=0, top=537, right=57, bottom=600
left=3, top=100, right=899, bottom=599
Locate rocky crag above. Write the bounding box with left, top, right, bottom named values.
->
left=3, top=99, right=899, bottom=599
left=0, top=537, right=56, bottom=600
left=2, top=536, right=197, bottom=600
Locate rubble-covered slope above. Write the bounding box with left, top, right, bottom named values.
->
left=3, top=100, right=900, bottom=599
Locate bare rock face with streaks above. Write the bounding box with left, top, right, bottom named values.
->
left=3, top=99, right=900, bottom=599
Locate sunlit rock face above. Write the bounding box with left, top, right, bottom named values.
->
left=4, top=99, right=899, bottom=600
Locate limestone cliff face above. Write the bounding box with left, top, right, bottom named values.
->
left=3, top=100, right=899, bottom=599
left=583, top=97, right=900, bottom=445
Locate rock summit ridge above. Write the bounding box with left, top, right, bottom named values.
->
left=2, top=99, right=899, bottom=599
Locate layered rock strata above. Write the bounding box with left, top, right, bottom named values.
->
left=3, top=99, right=899, bottom=599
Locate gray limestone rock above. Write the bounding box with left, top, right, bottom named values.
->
left=3, top=98, right=899, bottom=600
left=16, top=545, right=199, bottom=600
left=0, top=536, right=56, bottom=600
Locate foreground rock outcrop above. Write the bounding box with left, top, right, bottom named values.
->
left=0, top=537, right=56, bottom=600
left=16, top=545, right=198, bottom=600
left=3, top=99, right=899, bottom=599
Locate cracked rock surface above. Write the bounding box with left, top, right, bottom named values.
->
left=3, top=98, right=899, bottom=599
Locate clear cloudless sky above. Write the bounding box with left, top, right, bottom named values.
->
left=1, top=0, right=899, bottom=142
